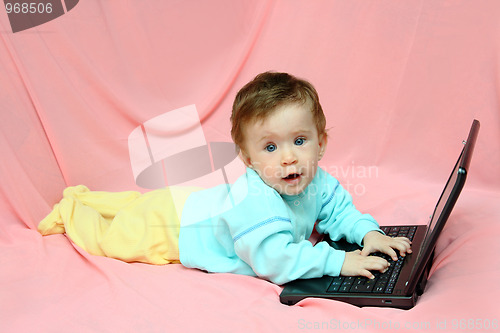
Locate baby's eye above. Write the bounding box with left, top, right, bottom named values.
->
left=294, top=137, right=306, bottom=146
left=265, top=144, right=277, bottom=152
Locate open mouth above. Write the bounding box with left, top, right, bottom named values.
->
left=283, top=173, right=301, bottom=181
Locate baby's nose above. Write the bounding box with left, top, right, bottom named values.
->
left=281, top=149, right=297, bottom=165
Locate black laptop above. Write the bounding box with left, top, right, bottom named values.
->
left=280, top=119, right=480, bottom=309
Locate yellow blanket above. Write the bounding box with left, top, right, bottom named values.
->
left=38, top=185, right=199, bottom=264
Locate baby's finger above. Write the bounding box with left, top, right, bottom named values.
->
left=366, top=257, right=390, bottom=273
left=360, top=247, right=372, bottom=256
left=358, top=269, right=374, bottom=279
left=381, top=246, right=399, bottom=261
left=394, top=237, right=412, bottom=249
left=394, top=236, right=412, bottom=244
left=392, top=238, right=412, bottom=255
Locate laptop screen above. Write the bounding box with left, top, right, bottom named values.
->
left=405, top=149, right=466, bottom=290
left=419, top=150, right=464, bottom=258
left=408, top=119, right=479, bottom=285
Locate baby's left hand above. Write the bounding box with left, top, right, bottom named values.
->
left=361, top=231, right=412, bottom=261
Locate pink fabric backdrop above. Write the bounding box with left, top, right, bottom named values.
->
left=1, top=1, right=499, bottom=332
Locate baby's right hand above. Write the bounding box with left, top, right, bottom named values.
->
left=340, top=250, right=390, bottom=279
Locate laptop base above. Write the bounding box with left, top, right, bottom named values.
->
left=279, top=273, right=424, bottom=309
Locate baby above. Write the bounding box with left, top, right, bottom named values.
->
left=179, top=71, right=411, bottom=284
left=38, top=71, right=411, bottom=285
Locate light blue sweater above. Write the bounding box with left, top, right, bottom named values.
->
left=178, top=167, right=381, bottom=284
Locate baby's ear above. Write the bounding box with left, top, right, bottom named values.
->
left=238, top=150, right=253, bottom=168
left=318, top=133, right=328, bottom=160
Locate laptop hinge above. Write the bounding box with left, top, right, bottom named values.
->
left=415, top=251, right=434, bottom=295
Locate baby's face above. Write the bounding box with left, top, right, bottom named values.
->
left=240, top=102, right=327, bottom=196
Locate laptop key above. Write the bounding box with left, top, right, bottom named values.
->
left=407, top=227, right=417, bottom=240
left=385, top=282, right=396, bottom=294
left=339, top=277, right=355, bottom=292
left=351, top=278, right=376, bottom=293
left=339, top=285, right=351, bottom=292
left=374, top=281, right=387, bottom=293
left=327, top=277, right=343, bottom=293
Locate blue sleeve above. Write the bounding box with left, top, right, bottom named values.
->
left=232, top=221, right=346, bottom=285
left=224, top=169, right=346, bottom=285
left=315, top=172, right=382, bottom=246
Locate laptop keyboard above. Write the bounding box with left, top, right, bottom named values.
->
left=327, top=226, right=417, bottom=294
